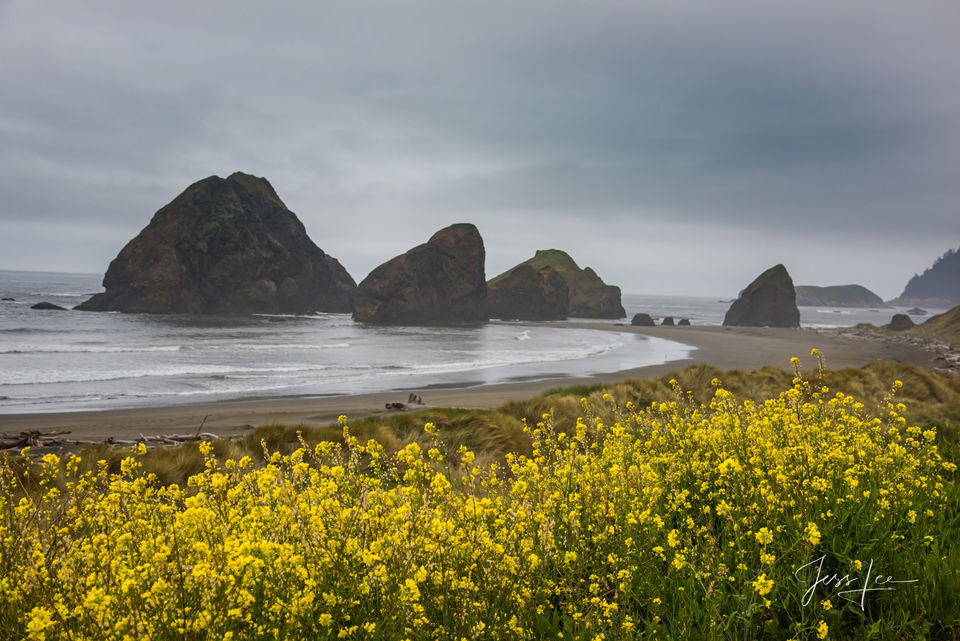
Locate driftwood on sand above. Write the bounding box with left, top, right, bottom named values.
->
left=2, top=427, right=219, bottom=454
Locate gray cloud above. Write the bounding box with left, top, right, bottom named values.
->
left=0, top=0, right=958, bottom=299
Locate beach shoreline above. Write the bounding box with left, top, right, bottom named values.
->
left=0, top=323, right=941, bottom=441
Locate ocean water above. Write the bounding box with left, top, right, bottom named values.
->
left=0, top=271, right=694, bottom=413
left=0, top=271, right=945, bottom=414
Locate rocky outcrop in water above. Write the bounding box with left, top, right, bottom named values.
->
left=30, top=302, right=67, bottom=311
left=661, top=316, right=675, bottom=326
left=488, top=265, right=568, bottom=320
left=489, top=249, right=624, bottom=319
left=630, top=313, right=655, bottom=327
left=723, top=264, right=800, bottom=328
left=678, top=318, right=691, bottom=326
left=353, top=223, right=487, bottom=324
left=77, top=172, right=356, bottom=314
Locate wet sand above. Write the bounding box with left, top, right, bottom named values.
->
left=0, top=324, right=938, bottom=441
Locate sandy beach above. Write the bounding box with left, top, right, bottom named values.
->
left=0, top=323, right=940, bottom=441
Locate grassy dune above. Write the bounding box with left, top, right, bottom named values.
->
left=56, top=361, right=960, bottom=488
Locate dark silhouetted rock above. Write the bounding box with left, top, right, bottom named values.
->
left=31, top=302, right=67, bottom=311
left=77, top=172, right=356, bottom=314
left=630, top=313, right=655, bottom=327
left=661, top=316, right=675, bottom=326
left=678, top=318, right=691, bottom=326
left=894, top=247, right=960, bottom=306
left=353, top=223, right=487, bottom=324
left=887, top=314, right=916, bottom=331
left=723, top=264, right=800, bottom=328
left=795, top=284, right=886, bottom=307
left=907, top=307, right=927, bottom=315
left=489, top=249, right=624, bottom=318
left=1, top=297, right=14, bottom=301
left=488, top=265, right=568, bottom=320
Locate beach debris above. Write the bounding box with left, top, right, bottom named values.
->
left=1, top=429, right=218, bottom=454
left=1, top=430, right=85, bottom=450
left=837, top=327, right=960, bottom=374
left=385, top=394, right=426, bottom=411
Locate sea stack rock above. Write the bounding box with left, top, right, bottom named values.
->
left=887, top=314, right=915, bottom=332
left=489, top=249, right=624, bottom=319
left=31, top=302, right=67, bottom=311
left=723, top=264, right=800, bottom=328
left=353, top=223, right=487, bottom=324
left=678, top=318, right=691, bottom=326
left=77, top=172, right=356, bottom=314
left=661, top=316, right=675, bottom=326
left=488, top=265, right=568, bottom=320
left=630, top=313, right=655, bottom=327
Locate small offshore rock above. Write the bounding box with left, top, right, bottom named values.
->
left=678, top=318, right=691, bottom=326
left=30, top=302, right=67, bottom=311
left=630, top=313, right=656, bottom=327
left=661, top=316, right=675, bottom=326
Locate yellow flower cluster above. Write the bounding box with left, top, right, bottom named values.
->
left=0, top=371, right=953, bottom=640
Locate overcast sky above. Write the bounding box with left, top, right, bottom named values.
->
left=1, top=0, right=958, bottom=298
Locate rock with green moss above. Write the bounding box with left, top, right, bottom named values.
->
left=78, top=172, right=356, bottom=314
left=488, top=265, right=568, bottom=320
left=489, top=249, right=624, bottom=319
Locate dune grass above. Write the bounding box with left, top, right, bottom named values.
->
left=28, top=360, right=960, bottom=489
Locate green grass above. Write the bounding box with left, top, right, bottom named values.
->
left=46, top=361, right=960, bottom=488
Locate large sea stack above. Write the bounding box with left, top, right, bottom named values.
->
left=723, top=264, right=800, bottom=328
left=353, top=223, right=487, bottom=324
left=77, top=172, right=356, bottom=314
left=491, top=249, right=624, bottom=319
left=487, top=265, right=569, bottom=320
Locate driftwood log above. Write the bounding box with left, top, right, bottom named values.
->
left=2, top=429, right=218, bottom=453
